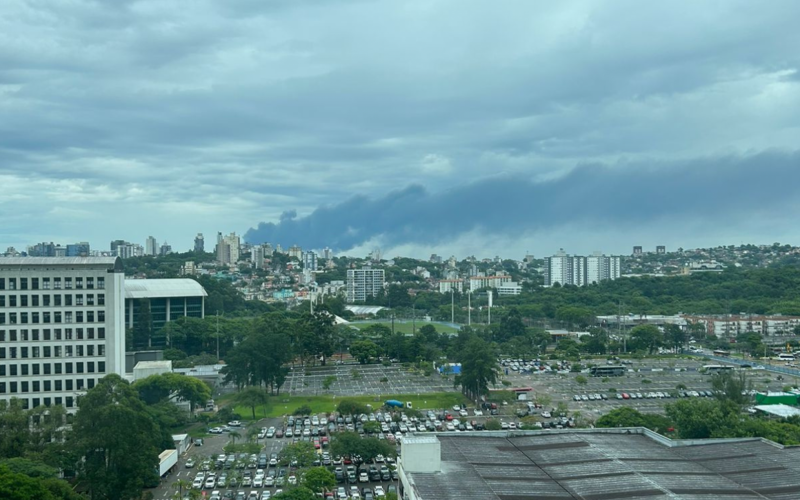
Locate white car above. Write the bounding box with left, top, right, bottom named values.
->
left=359, top=472, right=369, bottom=483
left=541, top=411, right=551, bottom=418
left=446, top=423, right=455, bottom=431
left=253, top=477, right=263, bottom=488
left=265, top=476, right=275, bottom=487
left=288, top=475, right=297, bottom=485
left=459, top=409, right=468, bottom=417
left=260, top=492, right=271, bottom=500
left=204, top=477, right=216, bottom=489
left=374, top=486, right=385, bottom=497
left=453, top=405, right=461, bottom=411
left=473, top=409, right=483, bottom=416
left=228, top=420, right=242, bottom=427
left=192, top=478, right=204, bottom=489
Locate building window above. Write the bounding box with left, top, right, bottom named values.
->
left=44, top=380, right=51, bottom=391
left=64, top=295, right=72, bottom=306
left=9, top=313, right=17, bottom=324
left=32, top=381, right=40, bottom=392
left=10, top=382, right=17, bottom=393
left=0, top=278, right=4, bottom=290
left=32, top=347, right=39, bottom=358
left=64, top=278, right=72, bottom=290
left=31, top=295, right=39, bottom=307
left=98, top=361, right=106, bottom=372
left=43, top=329, right=51, bottom=341
left=98, top=328, right=105, bottom=339
left=65, top=346, right=72, bottom=357
left=54, top=295, right=61, bottom=307
left=20, top=313, right=28, bottom=324
left=65, top=363, right=73, bottom=374
left=54, top=329, right=61, bottom=340
left=76, top=328, right=83, bottom=340
left=66, top=380, right=72, bottom=390
left=98, top=311, right=105, bottom=322
left=31, top=278, right=39, bottom=290
left=64, top=312, right=72, bottom=323
left=10, top=365, right=17, bottom=376
left=0, top=313, right=4, bottom=325
left=43, top=312, right=50, bottom=323
left=20, top=278, right=28, bottom=290
left=0, top=296, right=4, bottom=307
left=66, top=397, right=73, bottom=408
left=98, top=345, right=105, bottom=356
left=54, top=312, right=61, bottom=324
left=42, top=278, right=50, bottom=290
left=32, top=330, right=39, bottom=341
left=87, top=311, right=94, bottom=323
left=55, top=397, right=62, bottom=405
left=65, top=329, right=73, bottom=340
left=43, top=295, right=50, bottom=307
left=76, top=379, right=84, bottom=390
left=32, top=312, right=39, bottom=324
left=21, top=381, right=28, bottom=393
left=87, top=362, right=95, bottom=373
left=0, top=383, right=5, bottom=394
left=87, top=278, right=94, bottom=289
left=20, top=330, right=27, bottom=341
left=86, top=345, right=94, bottom=356
left=76, top=362, right=84, bottom=374
left=87, top=379, right=95, bottom=389
left=98, top=294, right=105, bottom=306
left=53, top=346, right=61, bottom=357
left=20, top=295, right=27, bottom=307
left=21, top=364, right=28, bottom=375
left=0, top=348, right=5, bottom=359
left=0, top=366, right=4, bottom=376
left=87, top=328, right=94, bottom=339
left=9, top=296, right=16, bottom=307
left=21, top=347, right=28, bottom=358
left=32, top=364, right=39, bottom=375
left=76, top=278, right=83, bottom=289
left=53, top=278, right=61, bottom=290
left=75, top=295, right=83, bottom=306
left=8, top=279, right=16, bottom=290
left=76, top=345, right=83, bottom=357
left=76, top=312, right=83, bottom=323
left=86, top=294, right=94, bottom=306
left=97, top=278, right=105, bottom=289
left=32, top=398, right=40, bottom=408
left=55, top=380, right=62, bottom=391
left=44, top=363, right=52, bottom=375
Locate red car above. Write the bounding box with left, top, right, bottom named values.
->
left=445, top=414, right=454, bottom=421
left=621, top=393, right=630, bottom=400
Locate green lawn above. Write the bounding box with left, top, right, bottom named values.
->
left=350, top=321, right=460, bottom=335
left=231, top=392, right=469, bottom=419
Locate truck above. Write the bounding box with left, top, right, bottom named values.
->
left=158, top=449, right=178, bottom=477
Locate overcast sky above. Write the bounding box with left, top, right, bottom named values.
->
left=2, top=1, right=799, bottom=259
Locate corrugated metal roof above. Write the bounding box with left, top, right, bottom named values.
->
left=0, top=257, right=119, bottom=266
left=124, top=278, right=207, bottom=299
left=403, top=431, right=800, bottom=500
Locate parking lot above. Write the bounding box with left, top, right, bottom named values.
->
left=500, top=356, right=797, bottom=422
left=284, top=364, right=456, bottom=396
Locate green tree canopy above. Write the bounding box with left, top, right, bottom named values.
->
left=71, top=374, right=160, bottom=500
left=300, top=467, right=336, bottom=493
left=231, top=386, right=270, bottom=419
left=455, top=335, right=501, bottom=399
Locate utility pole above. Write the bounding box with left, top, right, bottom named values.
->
left=451, top=288, right=454, bottom=323
left=468, top=290, right=471, bottom=326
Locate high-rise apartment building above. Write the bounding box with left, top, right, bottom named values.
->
left=145, top=236, right=158, bottom=256
left=656, top=246, right=666, bottom=254
left=302, top=251, right=318, bottom=271
left=194, top=233, right=204, bottom=253
left=0, top=257, right=126, bottom=411
left=252, top=246, right=265, bottom=269
left=159, top=242, right=172, bottom=256
left=633, top=246, right=643, bottom=256
left=346, top=266, right=385, bottom=303
left=28, top=242, right=57, bottom=257
left=288, top=245, right=303, bottom=260
left=215, top=232, right=240, bottom=265
left=544, top=251, right=621, bottom=287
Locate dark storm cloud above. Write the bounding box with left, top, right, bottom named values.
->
left=245, top=150, right=800, bottom=251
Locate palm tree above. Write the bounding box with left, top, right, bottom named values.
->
left=171, top=478, right=192, bottom=499
left=228, top=430, right=241, bottom=448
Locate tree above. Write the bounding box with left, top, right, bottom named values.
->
left=337, top=399, right=369, bottom=416
left=710, top=371, right=752, bottom=407
left=71, top=374, right=160, bottom=500
left=0, top=459, right=83, bottom=500
left=300, top=467, right=335, bottom=493
left=322, top=376, right=337, bottom=391
left=349, top=340, right=381, bottom=364
left=278, top=442, right=317, bottom=468
left=484, top=419, right=501, bottom=430
left=133, top=373, right=211, bottom=412
left=664, top=399, right=737, bottom=439
left=455, top=336, right=501, bottom=399
left=232, top=386, right=270, bottom=419
left=227, top=431, right=241, bottom=449
left=629, top=325, right=663, bottom=354
left=272, top=487, right=317, bottom=500
left=0, top=465, right=56, bottom=500
left=496, top=307, right=526, bottom=343
left=171, top=479, right=193, bottom=500
left=663, top=324, right=686, bottom=351
left=595, top=407, right=673, bottom=433
left=330, top=433, right=395, bottom=473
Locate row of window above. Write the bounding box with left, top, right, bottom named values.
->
left=0, top=377, right=100, bottom=399
left=0, top=361, right=106, bottom=377
left=1, top=395, right=76, bottom=409
left=0, top=277, right=105, bottom=291
left=0, top=344, right=106, bottom=359
left=0, top=293, right=106, bottom=307
left=0, top=310, right=106, bottom=325
left=0, top=327, right=106, bottom=342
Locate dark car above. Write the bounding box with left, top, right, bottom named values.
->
left=368, top=466, right=380, bottom=481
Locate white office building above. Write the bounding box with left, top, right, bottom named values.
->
left=0, top=257, right=126, bottom=411
left=346, top=266, right=385, bottom=303
left=302, top=251, right=318, bottom=271
left=252, top=246, right=265, bottom=269
left=438, top=279, right=464, bottom=294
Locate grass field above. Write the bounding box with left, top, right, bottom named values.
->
left=350, top=321, right=460, bottom=335
left=230, top=392, right=469, bottom=419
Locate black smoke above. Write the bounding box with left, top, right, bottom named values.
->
left=244, top=150, right=800, bottom=251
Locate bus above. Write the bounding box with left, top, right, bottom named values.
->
left=778, top=353, right=797, bottom=361
left=713, top=350, right=731, bottom=357
left=702, top=365, right=734, bottom=373
left=590, top=366, right=627, bottom=377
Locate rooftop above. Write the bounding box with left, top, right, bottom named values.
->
left=754, top=404, right=800, bottom=418
left=124, top=278, right=207, bottom=299
left=402, top=430, right=800, bottom=500
left=133, top=361, right=173, bottom=370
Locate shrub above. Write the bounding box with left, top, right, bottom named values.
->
left=575, top=375, right=588, bottom=385
left=293, top=405, right=313, bottom=416
left=501, top=380, right=512, bottom=387
left=601, top=377, right=610, bottom=383
left=608, top=388, right=617, bottom=393
left=380, top=377, right=389, bottom=383
left=642, top=379, right=652, bottom=384
left=484, top=419, right=502, bottom=431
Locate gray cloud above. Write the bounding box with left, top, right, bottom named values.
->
left=245, top=150, right=800, bottom=251
left=1, top=1, right=799, bottom=253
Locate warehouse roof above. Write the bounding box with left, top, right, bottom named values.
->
left=403, top=430, right=800, bottom=500
left=124, top=278, right=207, bottom=299
left=754, top=404, right=800, bottom=418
